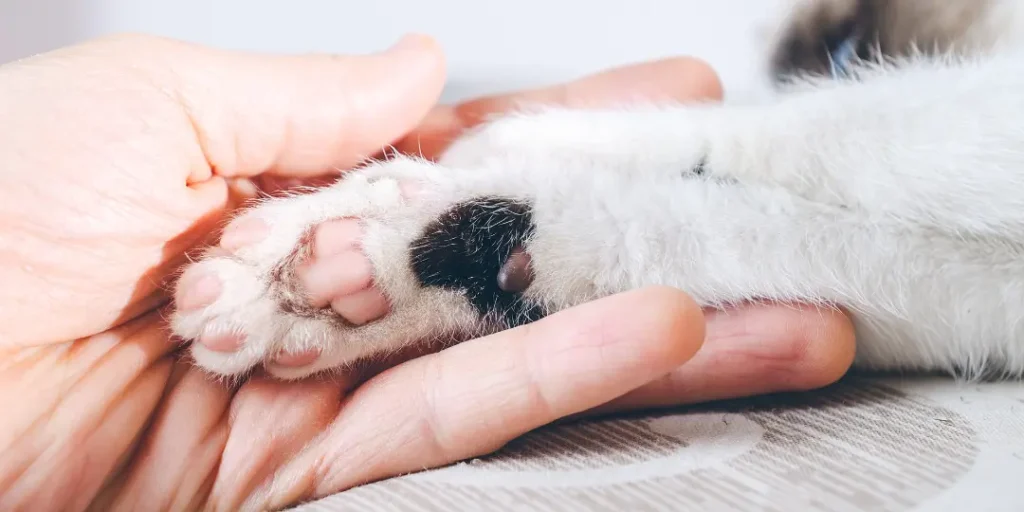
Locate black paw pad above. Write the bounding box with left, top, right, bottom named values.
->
left=497, top=246, right=534, bottom=293
left=410, top=197, right=545, bottom=328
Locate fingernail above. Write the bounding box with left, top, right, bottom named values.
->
left=298, top=251, right=373, bottom=307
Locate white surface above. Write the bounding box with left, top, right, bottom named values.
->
left=0, top=0, right=793, bottom=101
left=300, top=376, right=1024, bottom=512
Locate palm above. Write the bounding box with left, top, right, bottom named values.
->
left=0, top=54, right=227, bottom=347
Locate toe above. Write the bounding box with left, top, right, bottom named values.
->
left=272, top=348, right=322, bottom=367
left=298, top=219, right=377, bottom=308
left=331, top=287, right=390, bottom=325
left=199, top=331, right=246, bottom=352
left=313, top=218, right=363, bottom=258
left=296, top=218, right=393, bottom=325
left=175, top=270, right=222, bottom=311
left=297, top=250, right=374, bottom=308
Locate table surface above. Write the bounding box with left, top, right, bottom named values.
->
left=298, top=375, right=1024, bottom=512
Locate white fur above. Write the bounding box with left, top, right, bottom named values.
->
left=172, top=2, right=1024, bottom=381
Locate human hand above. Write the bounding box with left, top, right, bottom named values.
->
left=0, top=34, right=445, bottom=347
left=0, top=33, right=854, bottom=510
left=0, top=32, right=447, bottom=509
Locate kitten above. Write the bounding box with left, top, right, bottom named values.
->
left=170, top=0, right=1024, bottom=381
left=770, top=0, right=1016, bottom=80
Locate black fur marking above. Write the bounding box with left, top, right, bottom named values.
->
left=410, top=197, right=545, bottom=328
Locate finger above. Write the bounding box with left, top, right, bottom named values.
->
left=1, top=311, right=178, bottom=509
left=171, top=33, right=446, bottom=180
left=205, top=375, right=344, bottom=510
left=103, top=362, right=234, bottom=510
left=589, top=303, right=856, bottom=415
left=395, top=56, right=723, bottom=160
left=258, top=286, right=705, bottom=507
left=390, top=105, right=463, bottom=162
left=456, top=56, right=724, bottom=125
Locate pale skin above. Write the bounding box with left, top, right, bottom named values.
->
left=0, top=33, right=855, bottom=510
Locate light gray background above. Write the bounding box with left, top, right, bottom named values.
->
left=0, top=0, right=793, bottom=101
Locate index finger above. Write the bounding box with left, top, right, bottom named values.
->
left=395, top=56, right=723, bottom=159
left=258, top=286, right=704, bottom=507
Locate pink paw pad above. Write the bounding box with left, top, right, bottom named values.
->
left=220, top=217, right=270, bottom=251
left=175, top=271, right=223, bottom=312
left=200, top=331, right=245, bottom=352
left=297, top=219, right=390, bottom=324
left=272, top=348, right=321, bottom=367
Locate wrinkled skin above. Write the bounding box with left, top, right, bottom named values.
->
left=0, top=34, right=855, bottom=510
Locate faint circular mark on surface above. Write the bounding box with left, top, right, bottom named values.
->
left=309, top=378, right=980, bottom=512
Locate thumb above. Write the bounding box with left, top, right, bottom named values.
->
left=176, top=34, right=446, bottom=179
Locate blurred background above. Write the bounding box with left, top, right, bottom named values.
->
left=0, top=0, right=793, bottom=101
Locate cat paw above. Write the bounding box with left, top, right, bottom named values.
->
left=169, top=156, right=547, bottom=380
